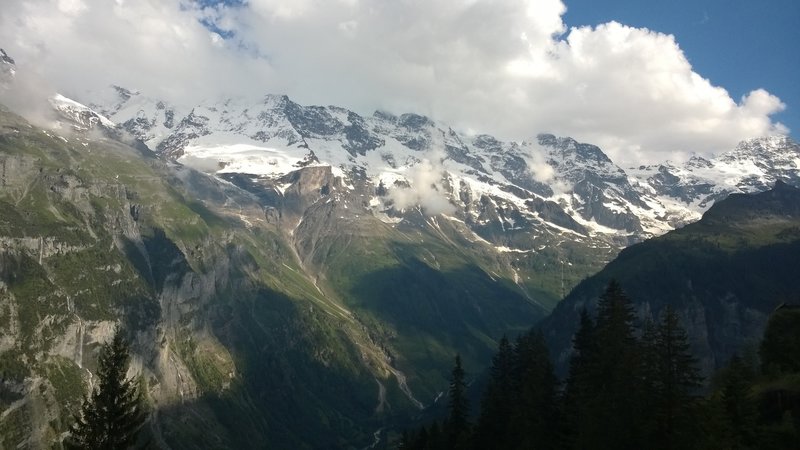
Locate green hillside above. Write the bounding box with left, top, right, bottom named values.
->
left=542, top=181, right=800, bottom=376
left=0, top=106, right=545, bottom=448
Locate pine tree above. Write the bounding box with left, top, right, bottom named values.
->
left=648, top=305, right=702, bottom=450
left=582, top=280, right=644, bottom=450
left=720, top=355, right=760, bottom=449
left=562, top=308, right=596, bottom=447
left=510, top=330, right=559, bottom=450
left=446, top=354, right=470, bottom=450
left=65, top=329, right=147, bottom=449
left=759, top=306, right=800, bottom=374
left=473, top=336, right=514, bottom=449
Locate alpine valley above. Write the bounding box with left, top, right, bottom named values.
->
left=1, top=49, right=799, bottom=448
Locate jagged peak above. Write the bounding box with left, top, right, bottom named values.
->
left=536, top=133, right=560, bottom=146
left=472, top=134, right=502, bottom=149
left=49, top=93, right=117, bottom=130
left=728, top=135, right=798, bottom=156
left=259, top=93, right=293, bottom=109
left=397, top=112, right=434, bottom=130
left=536, top=133, right=614, bottom=165
left=736, top=134, right=794, bottom=147
left=112, top=85, right=138, bottom=98
left=0, top=48, right=15, bottom=66
left=1, top=48, right=16, bottom=81
left=685, top=155, right=713, bottom=169
left=372, top=110, right=397, bottom=122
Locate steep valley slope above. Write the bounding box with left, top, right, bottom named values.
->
left=542, top=181, right=800, bottom=379
left=0, top=105, right=545, bottom=448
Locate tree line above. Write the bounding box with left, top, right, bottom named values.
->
left=401, top=280, right=800, bottom=450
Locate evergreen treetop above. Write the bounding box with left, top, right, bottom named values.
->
left=65, top=328, right=147, bottom=450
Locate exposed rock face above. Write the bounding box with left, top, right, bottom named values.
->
left=280, top=165, right=336, bottom=218
left=0, top=104, right=546, bottom=448
left=0, top=48, right=15, bottom=83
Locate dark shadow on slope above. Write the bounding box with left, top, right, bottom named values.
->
left=543, top=235, right=800, bottom=377
left=346, top=243, right=546, bottom=396
left=149, top=284, right=388, bottom=450
left=350, top=258, right=543, bottom=336
left=122, top=228, right=193, bottom=294
left=122, top=230, right=383, bottom=447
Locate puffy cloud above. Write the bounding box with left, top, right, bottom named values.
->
left=0, top=0, right=275, bottom=104
left=0, top=0, right=789, bottom=165
left=389, top=156, right=456, bottom=216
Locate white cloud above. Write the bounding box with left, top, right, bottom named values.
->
left=0, top=0, right=789, bottom=165
left=389, top=157, right=456, bottom=216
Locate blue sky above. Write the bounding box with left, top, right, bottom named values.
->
left=0, top=0, right=795, bottom=164
left=564, top=0, right=799, bottom=138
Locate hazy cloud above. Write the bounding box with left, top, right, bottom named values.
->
left=389, top=155, right=456, bottom=216
left=0, top=0, right=789, bottom=165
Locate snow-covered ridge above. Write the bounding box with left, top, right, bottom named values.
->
left=0, top=48, right=16, bottom=85
left=50, top=94, right=116, bottom=130
left=69, top=86, right=800, bottom=247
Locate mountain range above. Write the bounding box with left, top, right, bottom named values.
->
left=51, top=80, right=800, bottom=308
left=1, top=48, right=799, bottom=448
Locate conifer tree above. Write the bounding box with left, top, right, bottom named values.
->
left=648, top=305, right=702, bottom=450
left=584, top=279, right=644, bottom=450
left=473, top=336, right=515, bottom=449
left=510, top=330, right=559, bottom=450
left=720, top=355, right=760, bottom=449
left=562, top=308, right=597, bottom=448
left=65, top=329, right=147, bottom=450
left=759, top=306, right=800, bottom=374
left=446, top=354, right=470, bottom=449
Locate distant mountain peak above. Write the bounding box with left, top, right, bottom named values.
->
left=0, top=48, right=16, bottom=80
left=50, top=93, right=116, bottom=131
left=0, top=48, right=14, bottom=66
left=35, top=86, right=800, bottom=253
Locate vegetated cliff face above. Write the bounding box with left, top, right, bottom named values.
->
left=541, top=181, right=800, bottom=379
left=0, top=105, right=547, bottom=448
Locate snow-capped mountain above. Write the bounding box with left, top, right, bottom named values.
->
left=50, top=94, right=116, bottom=132
left=0, top=49, right=14, bottom=79
left=629, top=135, right=800, bottom=208
left=83, top=86, right=799, bottom=248
left=0, top=49, right=16, bottom=90
left=3, top=52, right=795, bottom=277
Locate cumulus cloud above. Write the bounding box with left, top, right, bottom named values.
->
left=0, top=0, right=789, bottom=165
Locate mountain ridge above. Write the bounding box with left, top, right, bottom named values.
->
left=541, top=180, right=800, bottom=377
left=80, top=84, right=799, bottom=241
